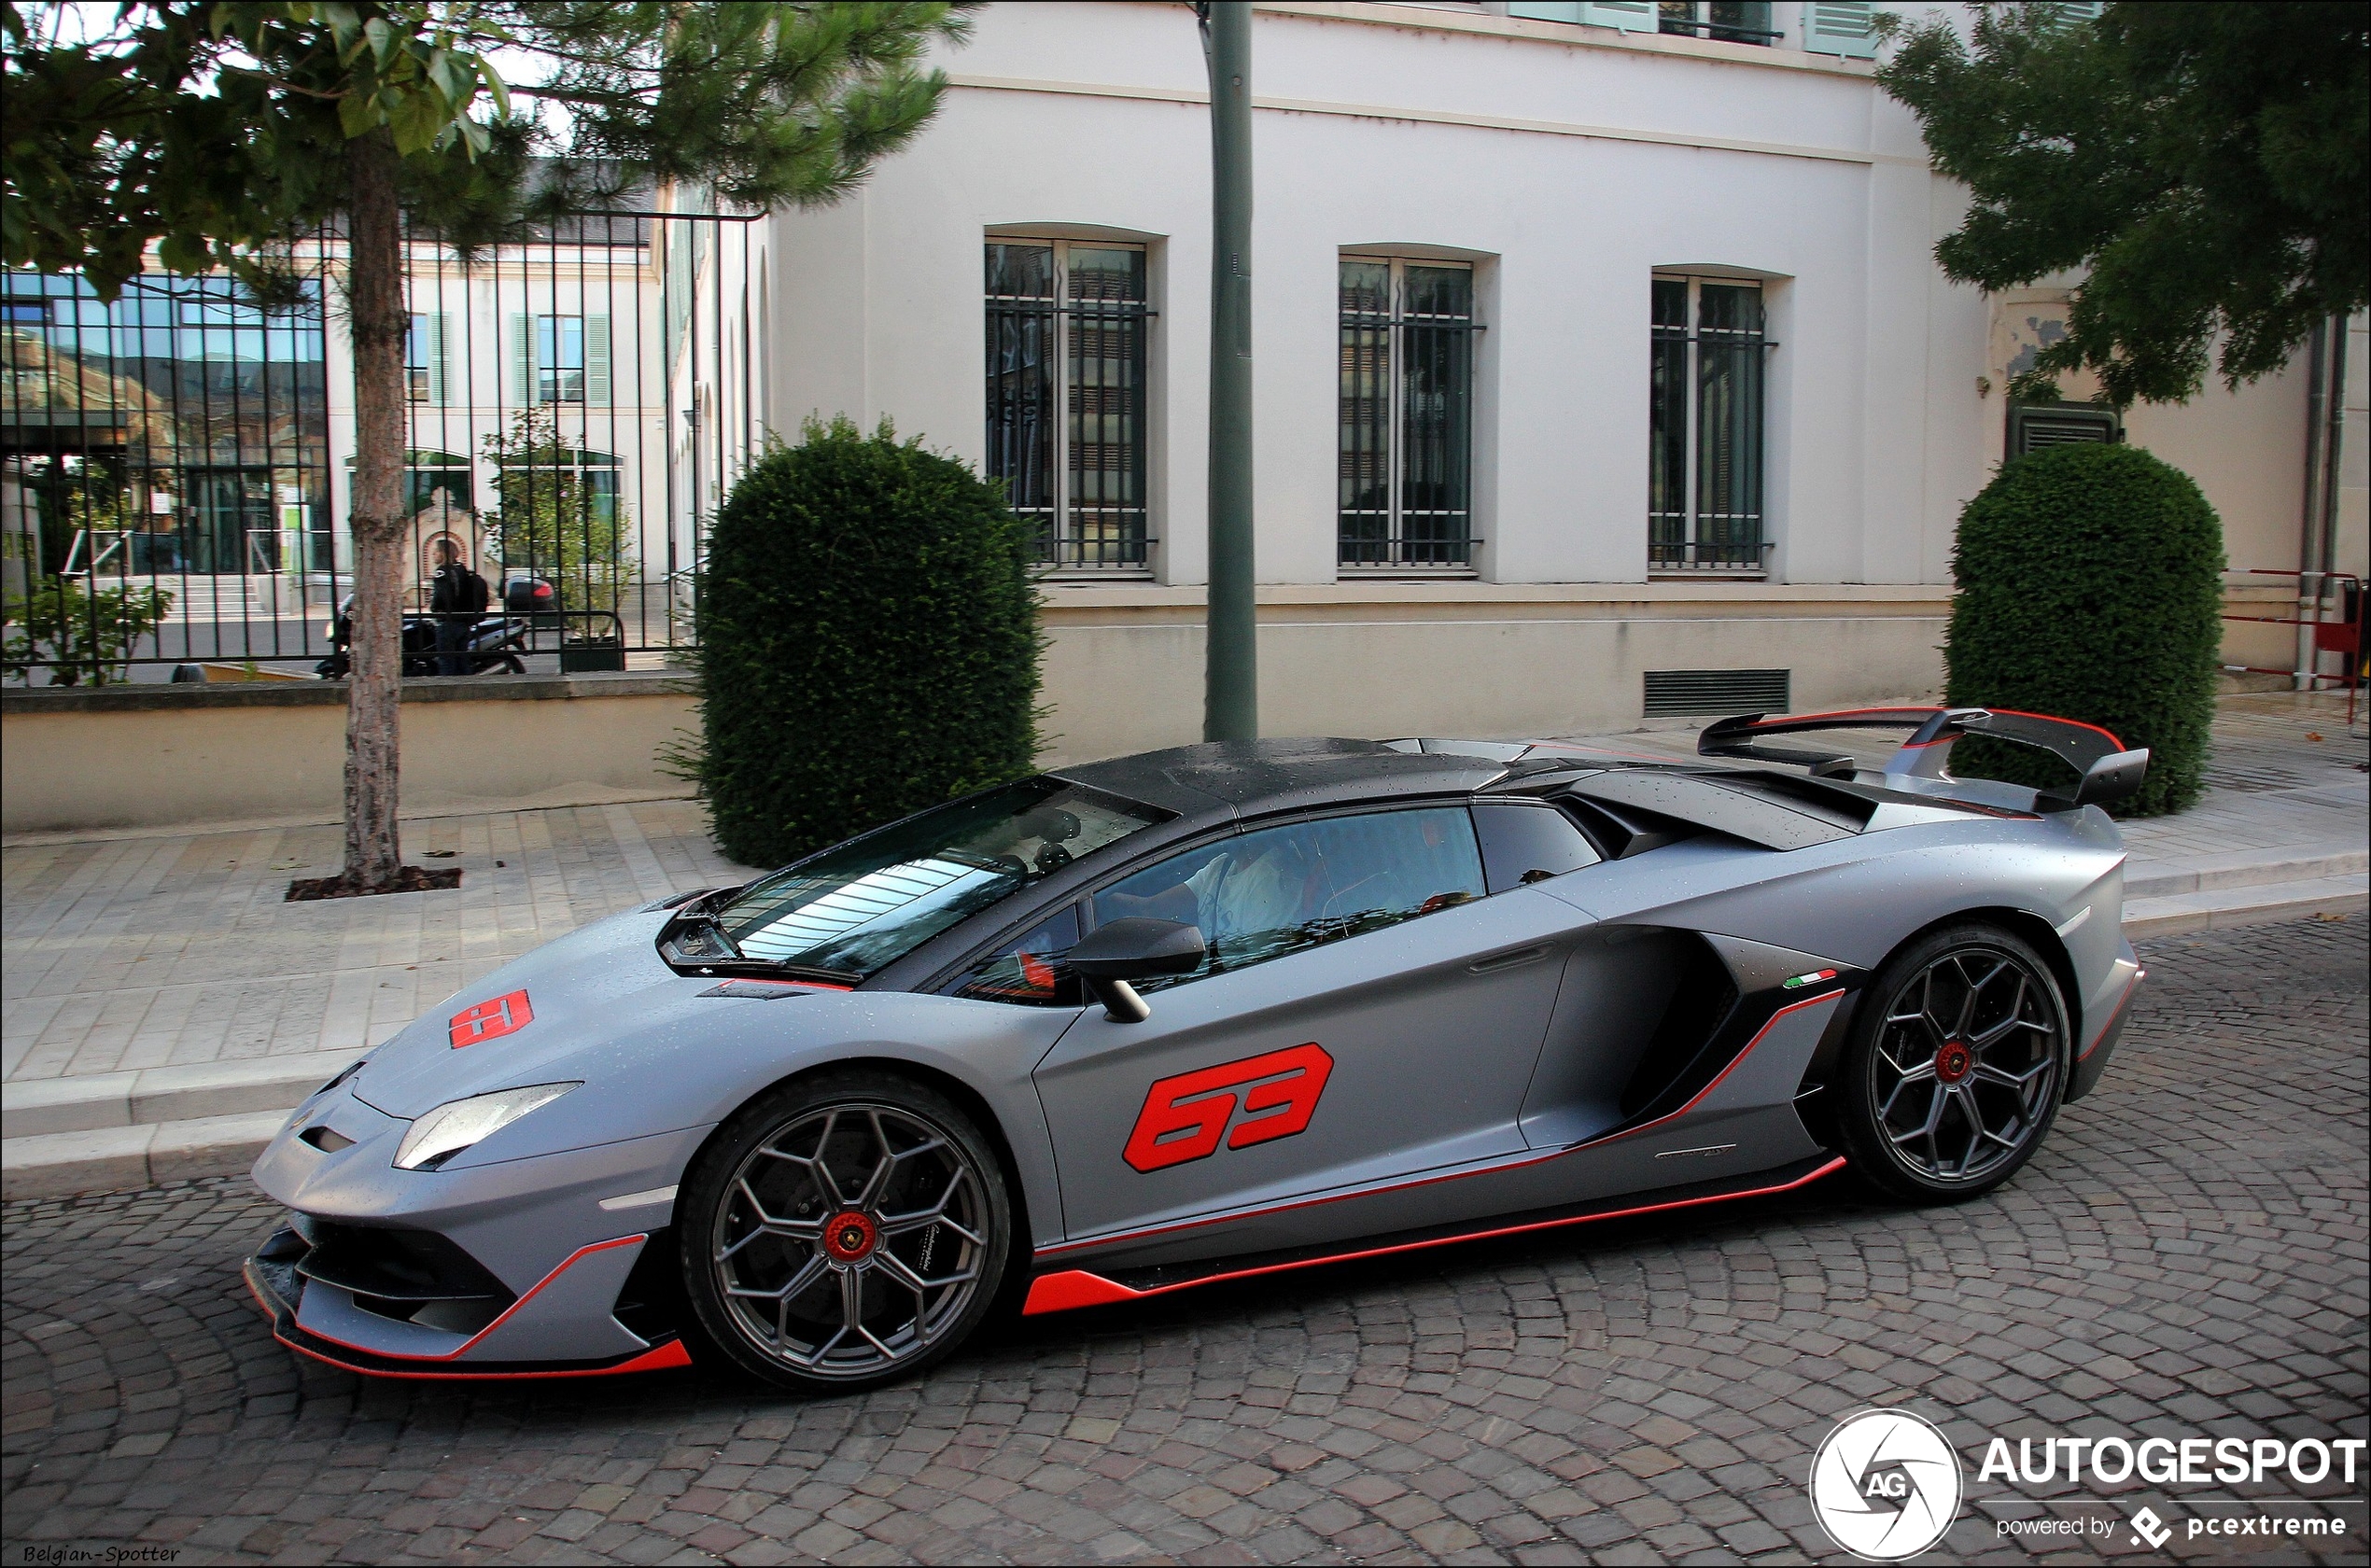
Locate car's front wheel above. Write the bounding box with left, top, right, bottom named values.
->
left=680, top=1071, right=1011, bottom=1393
left=1834, top=923, right=2070, bottom=1202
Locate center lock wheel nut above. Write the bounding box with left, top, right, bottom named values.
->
left=821, top=1210, right=878, bottom=1264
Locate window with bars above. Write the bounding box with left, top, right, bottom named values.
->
left=1650, top=276, right=1768, bottom=572
left=1340, top=258, right=1477, bottom=572
left=983, top=241, right=1151, bottom=572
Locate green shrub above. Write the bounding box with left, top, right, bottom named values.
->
left=3, top=578, right=175, bottom=687
left=694, top=415, right=1044, bottom=866
left=1943, top=442, right=2224, bottom=817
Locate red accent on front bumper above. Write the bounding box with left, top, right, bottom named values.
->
left=244, top=1235, right=694, bottom=1381
left=278, top=1332, right=693, bottom=1381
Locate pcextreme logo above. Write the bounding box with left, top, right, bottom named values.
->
left=1808, top=1408, right=1964, bottom=1562
left=1122, top=1043, right=1334, bottom=1172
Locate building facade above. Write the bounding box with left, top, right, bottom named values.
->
left=763, top=0, right=2366, bottom=763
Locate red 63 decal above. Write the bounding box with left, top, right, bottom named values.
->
left=1122, top=1043, right=1335, bottom=1173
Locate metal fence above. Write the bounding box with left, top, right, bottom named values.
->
left=2, top=206, right=760, bottom=684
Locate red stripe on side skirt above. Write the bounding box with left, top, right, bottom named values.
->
left=1022, top=1155, right=1849, bottom=1316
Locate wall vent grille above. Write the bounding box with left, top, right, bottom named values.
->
left=1643, top=668, right=1790, bottom=718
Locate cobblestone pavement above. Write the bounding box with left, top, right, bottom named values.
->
left=3, top=917, right=2364, bottom=1568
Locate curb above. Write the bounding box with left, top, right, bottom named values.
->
left=4, top=881, right=2363, bottom=1204
left=2, top=1111, right=293, bottom=1202
left=2123, top=844, right=2368, bottom=901
left=2, top=1049, right=360, bottom=1141
left=2121, top=875, right=2367, bottom=941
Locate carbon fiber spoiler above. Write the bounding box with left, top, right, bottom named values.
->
left=1698, top=707, right=2150, bottom=812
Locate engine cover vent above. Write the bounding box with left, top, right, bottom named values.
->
left=1642, top=667, right=1790, bottom=718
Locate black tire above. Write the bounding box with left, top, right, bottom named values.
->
left=1834, top=922, right=2070, bottom=1202
left=679, top=1070, right=1011, bottom=1393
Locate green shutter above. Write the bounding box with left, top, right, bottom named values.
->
left=1582, top=2, right=1657, bottom=30
left=1508, top=2, right=1655, bottom=29
left=511, top=314, right=535, bottom=404
left=584, top=315, right=610, bottom=407
left=427, top=313, right=452, bottom=405
left=1803, top=0, right=1876, bottom=57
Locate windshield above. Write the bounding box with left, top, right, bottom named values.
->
left=707, top=778, right=1168, bottom=978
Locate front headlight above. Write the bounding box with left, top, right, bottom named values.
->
left=394, top=1083, right=580, bottom=1171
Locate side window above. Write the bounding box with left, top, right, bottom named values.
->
left=948, top=904, right=1082, bottom=1007
left=1090, top=806, right=1486, bottom=990
left=1473, top=802, right=1602, bottom=894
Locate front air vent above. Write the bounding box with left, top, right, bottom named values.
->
left=1643, top=668, right=1790, bottom=719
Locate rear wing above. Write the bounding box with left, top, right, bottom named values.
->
left=1698, top=707, right=2149, bottom=812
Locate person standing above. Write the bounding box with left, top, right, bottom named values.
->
left=427, top=539, right=490, bottom=676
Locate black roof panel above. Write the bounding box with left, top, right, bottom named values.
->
left=1056, top=737, right=1508, bottom=819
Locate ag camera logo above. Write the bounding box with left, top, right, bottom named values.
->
left=1810, top=1408, right=1965, bottom=1561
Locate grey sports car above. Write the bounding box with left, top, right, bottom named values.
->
left=246, top=707, right=2149, bottom=1392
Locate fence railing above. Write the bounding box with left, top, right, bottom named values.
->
left=3, top=205, right=760, bottom=684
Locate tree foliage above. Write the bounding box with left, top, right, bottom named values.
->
left=480, top=408, right=634, bottom=616
left=3, top=2, right=977, bottom=299
left=1943, top=443, right=2224, bottom=817
left=2, top=579, right=175, bottom=686
left=1880, top=2, right=2368, bottom=406
left=695, top=417, right=1044, bottom=869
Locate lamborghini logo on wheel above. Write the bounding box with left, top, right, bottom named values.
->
left=1123, top=1043, right=1335, bottom=1173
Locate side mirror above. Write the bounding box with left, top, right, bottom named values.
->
left=1066, top=917, right=1206, bottom=1023
left=2042, top=748, right=2150, bottom=811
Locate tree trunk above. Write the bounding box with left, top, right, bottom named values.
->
left=344, top=128, right=407, bottom=890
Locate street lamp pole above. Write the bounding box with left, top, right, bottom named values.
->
left=1200, top=1, right=1257, bottom=741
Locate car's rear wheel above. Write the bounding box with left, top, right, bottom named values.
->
left=1834, top=923, right=2069, bottom=1202
left=680, top=1071, right=1010, bottom=1393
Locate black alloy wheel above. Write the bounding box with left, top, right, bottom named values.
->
left=680, top=1071, right=1011, bottom=1393
left=1835, top=923, right=2070, bottom=1201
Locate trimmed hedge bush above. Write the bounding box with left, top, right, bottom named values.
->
left=694, top=416, right=1043, bottom=867
left=1943, top=441, right=2224, bottom=818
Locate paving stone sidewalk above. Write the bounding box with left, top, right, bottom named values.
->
left=2, top=915, right=2364, bottom=1565
left=4, top=692, right=2363, bottom=1091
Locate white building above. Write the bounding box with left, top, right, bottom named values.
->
left=760, top=0, right=2367, bottom=763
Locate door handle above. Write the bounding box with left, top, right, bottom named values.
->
left=1467, top=944, right=1552, bottom=974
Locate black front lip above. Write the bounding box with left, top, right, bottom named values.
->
left=242, top=1237, right=690, bottom=1381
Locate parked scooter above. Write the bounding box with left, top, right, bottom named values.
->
left=313, top=579, right=547, bottom=679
